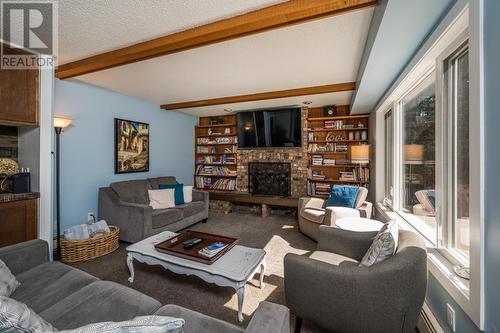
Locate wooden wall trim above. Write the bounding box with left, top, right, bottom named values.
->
left=161, top=82, right=356, bottom=110
left=55, top=0, right=377, bottom=79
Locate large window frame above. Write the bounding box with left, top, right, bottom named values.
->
left=376, top=5, right=484, bottom=328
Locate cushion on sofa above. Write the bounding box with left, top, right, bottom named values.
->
left=159, top=183, right=185, bottom=205
left=149, top=177, right=177, bottom=189
left=354, top=186, right=368, bottom=208
left=58, top=315, right=184, bottom=333
left=152, top=209, right=184, bottom=229
left=0, top=259, right=20, bottom=297
left=326, top=185, right=359, bottom=208
left=11, top=261, right=98, bottom=313
left=177, top=201, right=205, bottom=218
left=0, top=296, right=56, bottom=333
left=359, top=220, right=399, bottom=267
left=111, top=179, right=151, bottom=204
left=300, top=208, right=325, bottom=224
left=148, top=189, right=175, bottom=209
left=309, top=251, right=359, bottom=267
left=155, top=304, right=243, bottom=333
left=40, top=281, right=162, bottom=330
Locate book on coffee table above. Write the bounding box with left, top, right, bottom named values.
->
left=198, top=242, right=228, bottom=258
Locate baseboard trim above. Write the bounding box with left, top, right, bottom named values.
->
left=417, top=302, right=445, bottom=333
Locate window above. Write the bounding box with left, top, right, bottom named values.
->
left=442, top=45, right=470, bottom=262
left=398, top=73, right=437, bottom=243
left=384, top=110, right=393, bottom=207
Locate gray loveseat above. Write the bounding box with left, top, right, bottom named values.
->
left=99, top=177, right=209, bottom=243
left=1, top=239, right=289, bottom=332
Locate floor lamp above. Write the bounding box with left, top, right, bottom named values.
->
left=53, top=116, right=73, bottom=260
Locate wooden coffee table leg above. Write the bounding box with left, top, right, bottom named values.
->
left=259, top=260, right=266, bottom=289
left=236, top=286, right=245, bottom=322
left=127, top=253, right=135, bottom=283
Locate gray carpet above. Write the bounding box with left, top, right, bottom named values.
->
left=71, top=212, right=331, bottom=332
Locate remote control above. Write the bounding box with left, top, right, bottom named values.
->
left=183, top=238, right=202, bottom=249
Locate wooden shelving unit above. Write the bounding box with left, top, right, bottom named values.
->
left=194, top=115, right=238, bottom=191
left=306, top=107, right=370, bottom=197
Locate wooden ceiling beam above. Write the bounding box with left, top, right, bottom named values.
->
left=160, top=82, right=356, bottom=110
left=56, top=0, right=377, bottom=79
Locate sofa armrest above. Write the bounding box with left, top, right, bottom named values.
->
left=322, top=206, right=360, bottom=227
left=0, top=239, right=49, bottom=275
left=298, top=197, right=325, bottom=210
left=357, top=201, right=373, bottom=218
left=245, top=301, right=290, bottom=333
left=317, top=225, right=376, bottom=260
left=192, top=189, right=208, bottom=203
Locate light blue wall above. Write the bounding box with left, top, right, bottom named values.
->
left=54, top=79, right=197, bottom=231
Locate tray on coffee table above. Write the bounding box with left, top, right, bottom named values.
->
left=153, top=230, right=238, bottom=264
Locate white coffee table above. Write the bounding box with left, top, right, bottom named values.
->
left=335, top=217, right=384, bottom=232
left=126, top=231, right=266, bottom=322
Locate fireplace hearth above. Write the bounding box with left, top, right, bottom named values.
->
left=248, top=162, right=291, bottom=197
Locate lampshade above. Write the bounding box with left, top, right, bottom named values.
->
left=404, top=144, right=424, bottom=161
left=351, top=145, right=369, bottom=164
left=53, top=116, right=73, bottom=128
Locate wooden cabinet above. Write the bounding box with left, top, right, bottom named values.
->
left=0, top=51, right=39, bottom=126
left=0, top=199, right=37, bottom=247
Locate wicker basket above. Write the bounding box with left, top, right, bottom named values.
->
left=60, top=226, right=120, bottom=263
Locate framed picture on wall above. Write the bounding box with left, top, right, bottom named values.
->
left=115, top=118, right=150, bottom=174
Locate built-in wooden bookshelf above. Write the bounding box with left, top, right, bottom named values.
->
left=306, top=106, right=370, bottom=198
left=194, top=115, right=238, bottom=191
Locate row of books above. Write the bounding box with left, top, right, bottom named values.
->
left=324, top=120, right=365, bottom=130
left=310, top=156, right=340, bottom=166
left=308, top=143, right=348, bottom=153
left=197, top=146, right=237, bottom=154
left=197, top=137, right=237, bottom=145
left=309, top=169, right=325, bottom=180
left=339, top=167, right=369, bottom=181
left=196, top=155, right=236, bottom=164
left=195, top=177, right=236, bottom=191
left=307, top=182, right=331, bottom=196
left=195, top=165, right=236, bottom=176
left=198, top=242, right=228, bottom=258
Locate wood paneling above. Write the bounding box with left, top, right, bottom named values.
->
left=0, top=199, right=37, bottom=247
left=55, top=0, right=377, bottom=79
left=162, top=82, right=356, bottom=110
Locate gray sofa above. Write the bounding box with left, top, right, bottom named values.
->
left=284, top=225, right=427, bottom=333
left=99, top=177, right=209, bottom=243
left=1, top=239, right=289, bottom=332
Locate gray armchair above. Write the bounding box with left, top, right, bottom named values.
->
left=99, top=177, right=209, bottom=243
left=284, top=225, right=427, bottom=333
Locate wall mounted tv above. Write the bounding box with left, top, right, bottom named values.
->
left=237, top=108, right=302, bottom=148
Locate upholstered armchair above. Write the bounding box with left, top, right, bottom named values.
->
left=284, top=225, right=427, bottom=333
left=298, top=187, right=373, bottom=241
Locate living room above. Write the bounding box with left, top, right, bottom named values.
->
left=0, top=0, right=499, bottom=332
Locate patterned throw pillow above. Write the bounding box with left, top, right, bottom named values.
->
left=0, top=296, right=56, bottom=333
left=148, top=189, right=175, bottom=210
left=58, top=315, right=185, bottom=333
left=359, top=220, right=399, bottom=267
left=0, top=259, right=20, bottom=297
left=183, top=185, right=193, bottom=203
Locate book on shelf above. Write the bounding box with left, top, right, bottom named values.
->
left=195, top=165, right=236, bottom=176
left=197, top=137, right=237, bottom=145
left=195, top=177, right=236, bottom=191
left=339, top=171, right=355, bottom=181
left=197, top=154, right=236, bottom=165
left=310, top=155, right=323, bottom=166
left=323, top=158, right=336, bottom=165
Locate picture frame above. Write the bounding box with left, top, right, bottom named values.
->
left=114, top=118, right=150, bottom=174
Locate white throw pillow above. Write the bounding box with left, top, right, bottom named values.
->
left=183, top=185, right=193, bottom=203
left=359, top=220, right=399, bottom=267
left=58, top=315, right=184, bottom=333
left=0, top=260, right=20, bottom=297
left=148, top=189, right=175, bottom=210
left=0, top=296, right=56, bottom=333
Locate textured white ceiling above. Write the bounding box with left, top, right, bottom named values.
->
left=74, top=7, right=373, bottom=116
left=58, top=0, right=286, bottom=63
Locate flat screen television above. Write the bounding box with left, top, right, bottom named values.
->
left=237, top=108, right=302, bottom=148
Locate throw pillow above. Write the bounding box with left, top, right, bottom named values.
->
left=159, top=183, right=185, bottom=205
left=0, top=296, right=56, bottom=333
left=183, top=185, right=193, bottom=203
left=0, top=259, right=20, bottom=297
left=58, top=315, right=184, bottom=333
left=325, top=185, right=360, bottom=208
left=148, top=189, right=175, bottom=210
left=359, top=220, right=399, bottom=267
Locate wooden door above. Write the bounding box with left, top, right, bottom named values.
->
left=0, top=199, right=37, bottom=247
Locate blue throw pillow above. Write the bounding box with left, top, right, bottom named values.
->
left=427, top=190, right=436, bottom=209
left=159, top=183, right=184, bottom=205
left=325, top=185, right=360, bottom=208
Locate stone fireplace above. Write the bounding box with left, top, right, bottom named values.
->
left=248, top=162, right=291, bottom=197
